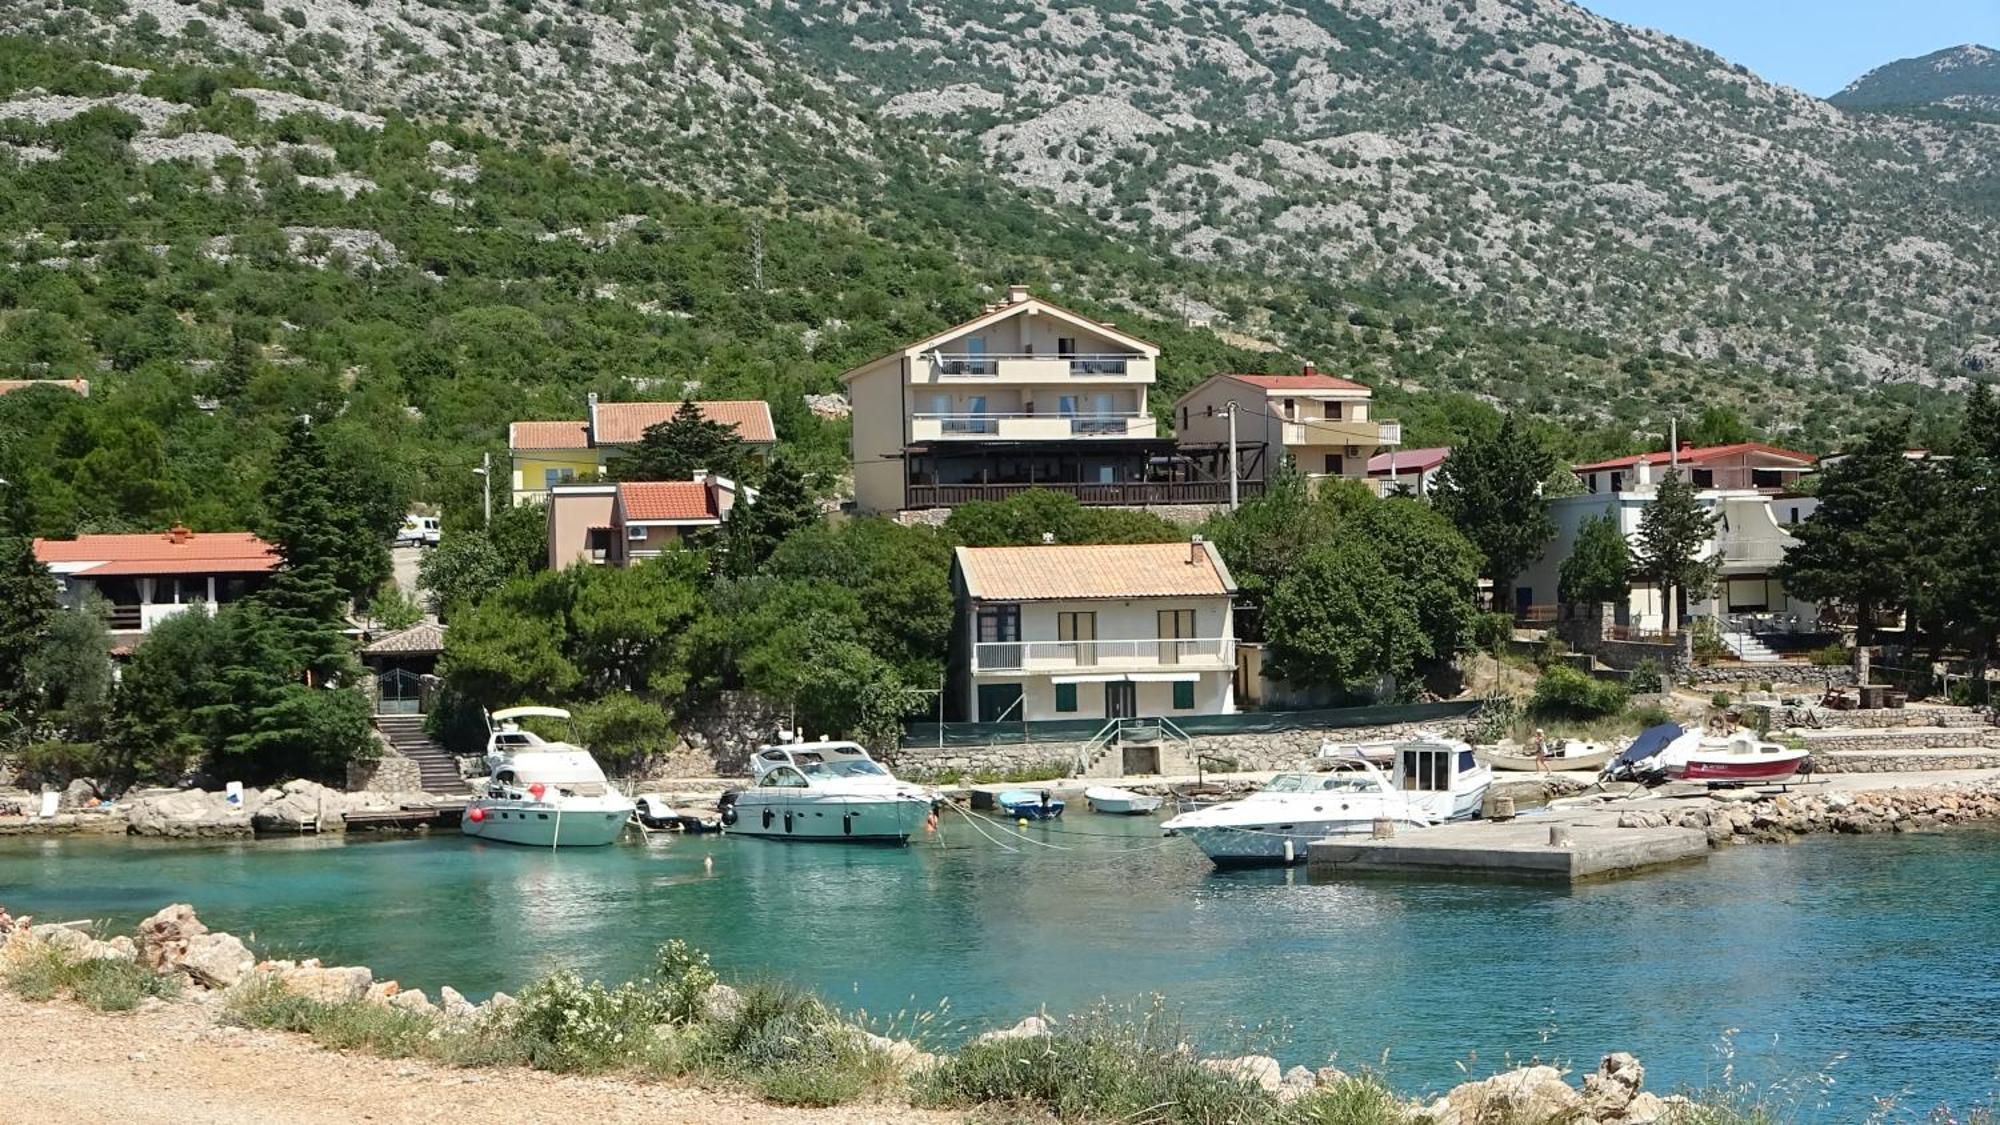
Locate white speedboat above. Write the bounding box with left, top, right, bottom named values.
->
left=720, top=741, right=937, bottom=844
left=1605, top=723, right=1807, bottom=785
left=1084, top=786, right=1163, bottom=815
left=462, top=707, right=635, bottom=848
left=1162, top=737, right=1492, bottom=866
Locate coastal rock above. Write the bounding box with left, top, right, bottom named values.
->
left=182, top=932, right=254, bottom=988
left=862, top=1032, right=939, bottom=1075
left=1582, top=1051, right=1645, bottom=1116
left=1622, top=1091, right=1673, bottom=1122
left=126, top=790, right=257, bottom=838
left=438, top=985, right=478, bottom=1022
left=253, top=781, right=353, bottom=833
left=1199, top=1054, right=1284, bottom=1092
left=973, top=1015, right=1052, bottom=1044
left=481, top=990, right=515, bottom=1015
left=136, top=903, right=207, bottom=973
left=700, top=982, right=744, bottom=1022
left=364, top=980, right=402, bottom=1006
left=1427, top=1065, right=1583, bottom=1125
left=389, top=987, right=437, bottom=1016
left=259, top=959, right=374, bottom=1005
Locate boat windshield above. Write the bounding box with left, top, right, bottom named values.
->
left=1264, top=773, right=1376, bottom=794
left=798, top=759, right=888, bottom=779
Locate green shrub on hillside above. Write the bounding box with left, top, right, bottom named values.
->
left=1530, top=664, right=1629, bottom=719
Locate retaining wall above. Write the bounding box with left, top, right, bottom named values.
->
left=1690, top=664, right=1855, bottom=687
left=889, top=721, right=1470, bottom=780
left=345, top=748, right=422, bottom=793
left=1814, top=751, right=2000, bottom=773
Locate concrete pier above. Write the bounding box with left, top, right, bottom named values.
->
left=1307, top=808, right=1710, bottom=881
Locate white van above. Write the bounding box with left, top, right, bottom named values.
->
left=396, top=515, right=441, bottom=547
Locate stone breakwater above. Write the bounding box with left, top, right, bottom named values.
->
left=1616, top=779, right=2000, bottom=844
left=0, top=902, right=1696, bottom=1124
left=0, top=780, right=452, bottom=839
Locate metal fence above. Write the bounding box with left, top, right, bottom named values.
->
left=900, top=700, right=1482, bottom=749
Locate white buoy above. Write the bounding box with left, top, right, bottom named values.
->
left=1283, top=838, right=1295, bottom=864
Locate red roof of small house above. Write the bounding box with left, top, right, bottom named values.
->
left=1367, top=446, right=1450, bottom=474
left=1225, top=373, right=1371, bottom=392
left=34, top=529, right=279, bottom=577
left=1572, top=442, right=1817, bottom=473
left=0, top=379, right=89, bottom=397
left=616, top=481, right=720, bottom=523
left=509, top=401, right=777, bottom=450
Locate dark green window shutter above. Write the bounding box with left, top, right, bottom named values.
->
left=1055, top=683, right=1078, bottom=713
left=1172, top=681, right=1195, bottom=710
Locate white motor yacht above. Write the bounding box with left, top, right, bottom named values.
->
left=720, top=740, right=938, bottom=844
left=1162, top=736, right=1492, bottom=866
left=462, top=706, right=636, bottom=848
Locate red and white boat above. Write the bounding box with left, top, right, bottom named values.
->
left=1666, top=734, right=1809, bottom=783
left=1605, top=725, right=1810, bottom=786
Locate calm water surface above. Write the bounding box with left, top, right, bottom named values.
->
left=3, top=817, right=1996, bottom=1118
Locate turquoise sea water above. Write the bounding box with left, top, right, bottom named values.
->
left=3, top=818, right=1996, bottom=1118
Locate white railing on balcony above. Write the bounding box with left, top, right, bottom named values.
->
left=973, top=637, right=1235, bottom=673
left=1281, top=418, right=1402, bottom=447
left=929, top=353, right=1143, bottom=378
left=911, top=412, right=1148, bottom=439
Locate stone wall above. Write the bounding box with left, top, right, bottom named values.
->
left=1814, top=751, right=2000, bottom=773
left=1799, top=727, right=2000, bottom=753
left=1690, top=664, right=1855, bottom=687
left=345, top=748, right=422, bottom=793
left=645, top=691, right=795, bottom=779
left=887, top=721, right=1471, bottom=780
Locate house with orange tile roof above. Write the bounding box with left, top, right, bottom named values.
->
left=33, top=526, right=278, bottom=637
left=1171, top=364, right=1402, bottom=488
left=507, top=393, right=776, bottom=504
left=544, top=476, right=750, bottom=569
left=1514, top=442, right=1822, bottom=640
left=950, top=539, right=1237, bottom=733
left=842, top=285, right=1248, bottom=513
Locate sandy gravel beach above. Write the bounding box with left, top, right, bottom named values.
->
left=0, top=993, right=957, bottom=1125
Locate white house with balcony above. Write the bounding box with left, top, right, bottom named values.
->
left=33, top=527, right=278, bottom=642
left=1171, top=366, right=1401, bottom=485
left=951, top=540, right=1238, bottom=724
left=843, top=285, right=1238, bottom=512
left=1517, top=443, right=1822, bottom=642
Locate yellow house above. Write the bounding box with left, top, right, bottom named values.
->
left=508, top=393, right=776, bottom=503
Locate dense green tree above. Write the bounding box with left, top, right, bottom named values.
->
left=106, top=608, right=223, bottom=783
left=719, top=455, right=818, bottom=577
left=436, top=573, right=585, bottom=710
left=258, top=419, right=370, bottom=667
left=1430, top=414, right=1559, bottom=611
left=566, top=553, right=707, bottom=696
left=25, top=599, right=114, bottom=743
left=1634, top=470, right=1720, bottom=631
left=419, top=532, right=509, bottom=618
left=1778, top=423, right=1917, bottom=642
left=761, top=518, right=954, bottom=679
left=1559, top=515, right=1632, bottom=606
left=1263, top=540, right=1428, bottom=698
left=486, top=501, right=550, bottom=577
left=612, top=400, right=747, bottom=483
left=944, top=489, right=1182, bottom=547
left=1684, top=405, right=1755, bottom=448
left=571, top=693, right=674, bottom=773
left=192, top=601, right=374, bottom=784
left=0, top=529, right=59, bottom=726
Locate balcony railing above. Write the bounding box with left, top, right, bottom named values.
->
left=1280, top=418, right=1402, bottom=447
left=928, top=353, right=1145, bottom=379
left=974, top=637, right=1234, bottom=673
left=906, top=479, right=1265, bottom=508
left=911, top=412, right=1153, bottom=440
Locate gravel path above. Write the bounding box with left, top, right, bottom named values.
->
left=0, top=993, right=960, bottom=1124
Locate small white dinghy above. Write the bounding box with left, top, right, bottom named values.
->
left=1084, top=786, right=1163, bottom=815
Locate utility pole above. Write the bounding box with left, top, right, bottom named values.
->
left=750, top=221, right=763, bottom=290
left=1226, top=401, right=1240, bottom=511
left=471, top=451, right=492, bottom=528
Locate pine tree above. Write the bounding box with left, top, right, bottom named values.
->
left=1778, top=422, right=1917, bottom=643
left=1560, top=514, right=1631, bottom=606
left=1430, top=414, right=1559, bottom=612
left=256, top=419, right=359, bottom=681
left=1634, top=469, right=1719, bottom=631
left=720, top=456, right=817, bottom=576
left=0, top=531, right=59, bottom=724
left=612, top=400, right=745, bottom=482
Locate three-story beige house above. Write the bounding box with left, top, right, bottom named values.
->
left=843, top=286, right=1237, bottom=512
left=1172, top=366, right=1400, bottom=485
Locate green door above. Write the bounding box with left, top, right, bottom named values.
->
left=976, top=683, right=1024, bottom=723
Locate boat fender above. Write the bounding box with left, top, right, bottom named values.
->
left=467, top=806, right=486, bottom=823
left=762, top=808, right=773, bottom=829
left=718, top=791, right=740, bottom=827
left=783, top=810, right=794, bottom=833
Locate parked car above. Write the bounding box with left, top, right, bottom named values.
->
left=396, top=515, right=441, bottom=547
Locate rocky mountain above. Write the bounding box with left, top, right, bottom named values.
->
left=4, top=0, right=1999, bottom=445
left=1833, top=45, right=2000, bottom=117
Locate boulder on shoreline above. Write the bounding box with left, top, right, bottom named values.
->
left=138, top=903, right=254, bottom=988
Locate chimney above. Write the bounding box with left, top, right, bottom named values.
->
left=1679, top=441, right=1693, bottom=453
left=586, top=391, right=600, bottom=446
left=1041, top=531, right=1056, bottom=544
left=167, top=524, right=191, bottom=545
left=1302, top=361, right=1317, bottom=376
left=1189, top=534, right=1204, bottom=565
left=1007, top=284, right=1030, bottom=305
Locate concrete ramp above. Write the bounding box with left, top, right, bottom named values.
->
left=1307, top=814, right=1710, bottom=881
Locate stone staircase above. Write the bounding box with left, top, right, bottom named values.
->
left=1076, top=719, right=1201, bottom=779
left=1720, top=630, right=1781, bottom=663
left=372, top=714, right=469, bottom=794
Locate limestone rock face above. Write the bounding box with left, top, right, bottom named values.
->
left=700, top=982, right=745, bottom=1023
left=252, top=781, right=354, bottom=833
left=438, top=985, right=478, bottom=1023
left=1583, top=1051, right=1646, bottom=1117
left=181, top=932, right=255, bottom=987
left=972, top=1014, right=1052, bottom=1044
left=1427, top=1065, right=1584, bottom=1125
left=126, top=790, right=258, bottom=838
left=862, top=1031, right=939, bottom=1075
left=1199, top=1054, right=1284, bottom=1092
left=256, top=958, right=375, bottom=1005
left=388, top=987, right=437, bottom=1016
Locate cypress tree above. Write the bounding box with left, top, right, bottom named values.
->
left=1634, top=469, right=1719, bottom=631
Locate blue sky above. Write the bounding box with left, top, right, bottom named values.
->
left=1576, top=1, right=1996, bottom=97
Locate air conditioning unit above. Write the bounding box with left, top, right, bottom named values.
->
left=1345, top=445, right=1361, bottom=457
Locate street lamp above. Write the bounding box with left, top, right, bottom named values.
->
left=470, top=452, right=491, bottom=528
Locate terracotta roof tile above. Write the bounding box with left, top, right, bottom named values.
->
left=1367, top=446, right=1451, bottom=474
left=1226, top=373, right=1371, bottom=392
left=34, top=531, right=279, bottom=576
left=1573, top=443, right=1817, bottom=473
left=510, top=420, right=591, bottom=450
left=592, top=400, right=776, bottom=445
left=617, top=481, right=719, bottom=523
left=955, top=542, right=1235, bottom=601
left=362, top=622, right=446, bottom=655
